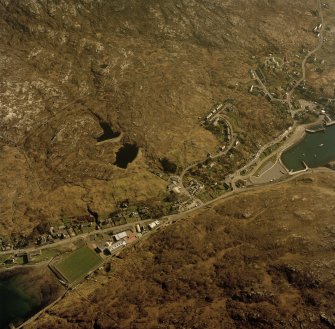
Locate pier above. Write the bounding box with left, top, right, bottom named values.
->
left=286, top=159, right=309, bottom=176
left=305, top=128, right=325, bottom=133
left=302, top=161, right=309, bottom=169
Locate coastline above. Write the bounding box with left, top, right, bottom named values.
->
left=279, top=116, right=325, bottom=168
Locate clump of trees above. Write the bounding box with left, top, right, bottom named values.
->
left=160, top=157, right=177, bottom=173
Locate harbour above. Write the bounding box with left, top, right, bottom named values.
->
left=281, top=124, right=335, bottom=172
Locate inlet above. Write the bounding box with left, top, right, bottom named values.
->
left=281, top=124, right=335, bottom=172
left=96, top=121, right=121, bottom=142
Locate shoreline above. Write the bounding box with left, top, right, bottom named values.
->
left=279, top=116, right=325, bottom=169
left=96, top=132, right=124, bottom=145
left=279, top=116, right=332, bottom=173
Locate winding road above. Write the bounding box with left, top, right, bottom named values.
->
left=254, top=0, right=324, bottom=115
left=0, top=0, right=327, bottom=271
left=3, top=4, right=333, bottom=329
left=178, top=113, right=236, bottom=197
left=0, top=219, right=153, bottom=257
left=178, top=0, right=326, bottom=194
left=237, top=0, right=325, bottom=182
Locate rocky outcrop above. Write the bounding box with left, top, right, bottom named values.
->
left=0, top=0, right=322, bottom=234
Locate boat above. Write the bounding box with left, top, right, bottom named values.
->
left=319, top=143, right=324, bottom=147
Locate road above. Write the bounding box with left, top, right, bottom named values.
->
left=0, top=0, right=326, bottom=267
left=0, top=219, right=153, bottom=257
left=4, top=2, right=330, bottom=328
left=176, top=0, right=325, bottom=215
left=14, top=163, right=334, bottom=329
left=192, top=0, right=325, bottom=189
left=179, top=115, right=236, bottom=189
left=253, top=69, right=289, bottom=105
left=253, top=0, right=324, bottom=117
left=162, top=166, right=335, bottom=229
left=239, top=0, right=325, bottom=181
left=289, top=0, right=324, bottom=96
left=235, top=126, right=291, bottom=176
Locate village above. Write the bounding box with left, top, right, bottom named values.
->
left=1, top=5, right=334, bottom=289
left=93, top=219, right=160, bottom=256
left=2, top=65, right=334, bottom=271
left=0, top=216, right=162, bottom=268
left=0, top=199, right=165, bottom=267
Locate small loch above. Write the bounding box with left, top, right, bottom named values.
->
left=96, top=121, right=121, bottom=142
left=114, top=143, right=139, bottom=169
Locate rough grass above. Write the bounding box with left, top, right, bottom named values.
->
left=27, top=172, right=335, bottom=329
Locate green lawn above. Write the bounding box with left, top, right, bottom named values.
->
left=54, top=247, right=102, bottom=284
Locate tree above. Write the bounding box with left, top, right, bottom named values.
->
left=160, top=157, right=177, bottom=173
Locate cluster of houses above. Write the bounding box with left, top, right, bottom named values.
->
left=167, top=176, right=182, bottom=194
left=313, top=23, right=323, bottom=38
left=148, top=220, right=160, bottom=230
left=95, top=221, right=161, bottom=256
left=2, top=218, right=164, bottom=267
left=1, top=200, right=166, bottom=266
left=34, top=224, right=87, bottom=247
left=250, top=63, right=305, bottom=101
left=202, top=103, right=233, bottom=147
left=222, top=121, right=231, bottom=142
left=205, top=103, right=223, bottom=122
left=169, top=195, right=204, bottom=212
left=178, top=199, right=202, bottom=212
left=50, top=225, right=77, bottom=239
left=113, top=200, right=152, bottom=221
left=1, top=235, right=30, bottom=251
left=3, top=250, right=42, bottom=265
left=264, top=55, right=283, bottom=70
left=0, top=238, right=12, bottom=251
left=187, top=179, right=204, bottom=195
left=33, top=202, right=157, bottom=249
left=101, top=238, right=127, bottom=255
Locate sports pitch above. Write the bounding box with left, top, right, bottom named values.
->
left=54, top=246, right=102, bottom=284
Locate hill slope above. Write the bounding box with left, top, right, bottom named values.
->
left=0, top=0, right=322, bottom=235
left=27, top=171, right=335, bottom=329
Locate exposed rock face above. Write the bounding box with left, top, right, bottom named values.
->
left=0, top=0, right=323, bottom=234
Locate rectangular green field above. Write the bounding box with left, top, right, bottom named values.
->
left=54, top=246, right=102, bottom=284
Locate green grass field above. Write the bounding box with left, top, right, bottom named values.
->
left=54, top=246, right=102, bottom=284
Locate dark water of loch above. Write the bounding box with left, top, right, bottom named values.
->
left=281, top=125, right=335, bottom=172
left=0, top=278, right=38, bottom=328
left=114, top=143, right=138, bottom=169
left=96, top=121, right=120, bottom=142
